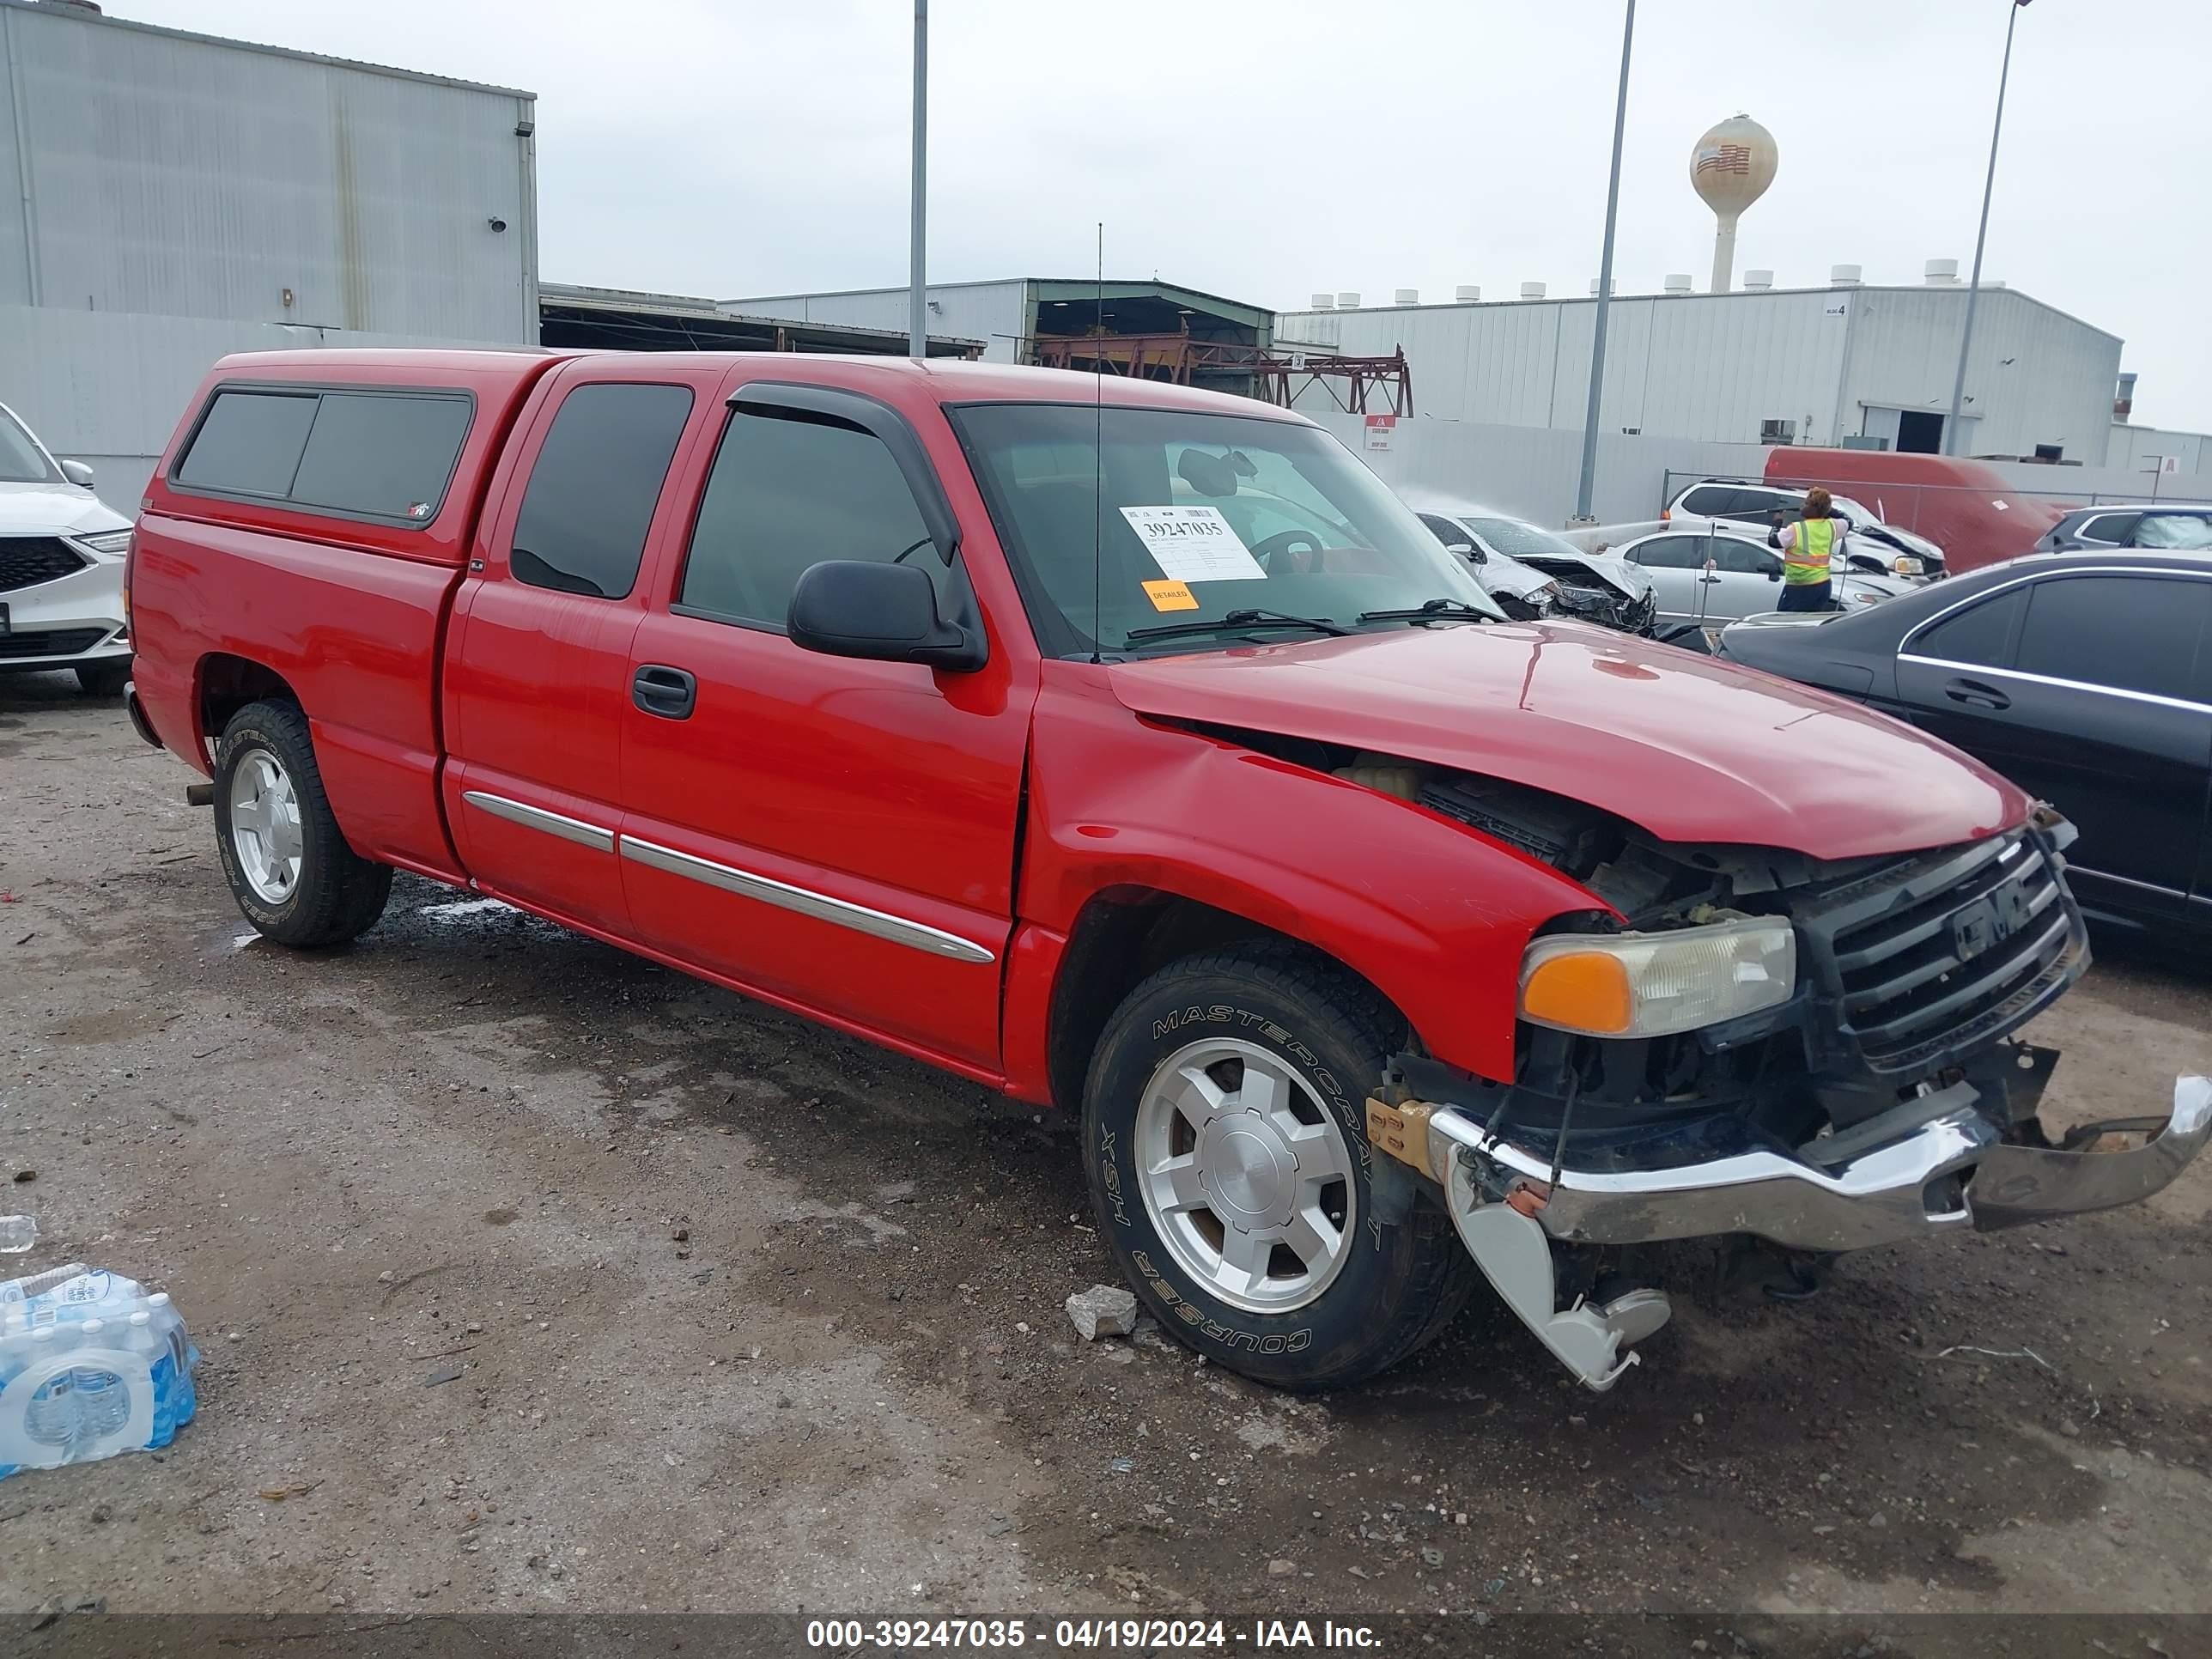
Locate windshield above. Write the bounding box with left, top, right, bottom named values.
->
left=0, top=406, right=57, bottom=484
left=951, top=404, right=1502, bottom=655
left=1463, top=516, right=1588, bottom=562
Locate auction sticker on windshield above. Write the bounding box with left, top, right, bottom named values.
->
left=1119, top=505, right=1267, bottom=583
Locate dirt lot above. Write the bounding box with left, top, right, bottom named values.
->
left=2, top=674, right=2209, bottom=1627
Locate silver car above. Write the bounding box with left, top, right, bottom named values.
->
left=1614, top=521, right=1915, bottom=634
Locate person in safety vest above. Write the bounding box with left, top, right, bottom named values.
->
left=1772, top=487, right=1844, bottom=612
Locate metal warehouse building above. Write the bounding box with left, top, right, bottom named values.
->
left=0, top=0, right=538, bottom=507
left=1275, top=275, right=2124, bottom=467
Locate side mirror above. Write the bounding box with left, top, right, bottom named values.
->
left=1445, top=542, right=1485, bottom=564
left=59, top=459, right=94, bottom=489
left=787, top=559, right=987, bottom=673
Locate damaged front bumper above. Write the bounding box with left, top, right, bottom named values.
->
left=1370, top=1075, right=2212, bottom=1391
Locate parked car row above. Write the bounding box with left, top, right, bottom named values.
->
left=1666, top=477, right=1949, bottom=580
left=0, top=399, right=135, bottom=696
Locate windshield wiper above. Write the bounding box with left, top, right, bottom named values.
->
left=1354, top=598, right=1496, bottom=624
left=1122, top=608, right=1350, bottom=644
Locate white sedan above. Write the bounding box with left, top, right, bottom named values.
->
left=0, top=399, right=133, bottom=696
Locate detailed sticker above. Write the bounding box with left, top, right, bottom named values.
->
left=1140, top=579, right=1200, bottom=612
left=1118, top=505, right=1267, bottom=583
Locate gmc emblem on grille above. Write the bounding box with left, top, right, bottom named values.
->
left=1950, top=876, right=2033, bottom=960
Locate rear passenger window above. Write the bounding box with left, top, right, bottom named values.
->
left=1914, top=587, right=2025, bottom=669
left=2074, top=513, right=2138, bottom=545
left=509, top=383, right=695, bottom=599
left=1709, top=538, right=1776, bottom=575
left=289, top=393, right=472, bottom=521
left=1679, top=486, right=1733, bottom=518
left=678, top=408, right=943, bottom=629
left=176, top=386, right=471, bottom=524
left=176, top=391, right=319, bottom=498
left=2015, top=574, right=2209, bottom=701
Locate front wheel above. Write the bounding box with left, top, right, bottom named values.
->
left=1082, top=943, right=1474, bottom=1390
left=213, top=700, right=392, bottom=946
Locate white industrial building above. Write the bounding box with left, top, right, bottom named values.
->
left=1276, top=268, right=2126, bottom=466
left=0, top=0, right=538, bottom=507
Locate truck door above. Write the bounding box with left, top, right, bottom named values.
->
left=442, top=364, right=718, bottom=934
left=616, top=379, right=1030, bottom=1076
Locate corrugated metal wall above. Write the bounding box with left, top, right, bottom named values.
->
left=1277, top=286, right=2120, bottom=460
left=2106, top=423, right=2209, bottom=477
left=0, top=0, right=536, bottom=341
left=1841, top=289, right=2118, bottom=463
left=725, top=282, right=1031, bottom=362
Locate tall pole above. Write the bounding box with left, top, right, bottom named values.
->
left=1574, top=0, right=1635, bottom=521
left=1945, top=1, right=2026, bottom=455
left=908, top=0, right=928, bottom=358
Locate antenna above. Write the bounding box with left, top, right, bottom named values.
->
left=1089, top=221, right=1104, bottom=665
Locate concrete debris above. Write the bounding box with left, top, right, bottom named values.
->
left=1066, top=1285, right=1139, bottom=1341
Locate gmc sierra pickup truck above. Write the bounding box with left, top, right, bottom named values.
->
left=125, top=349, right=2209, bottom=1393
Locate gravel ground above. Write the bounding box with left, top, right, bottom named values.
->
left=2, top=673, right=2208, bottom=1624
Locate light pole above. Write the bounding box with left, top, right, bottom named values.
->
left=908, top=0, right=928, bottom=358
left=1574, top=0, right=1635, bottom=523
left=1944, top=0, right=2031, bottom=456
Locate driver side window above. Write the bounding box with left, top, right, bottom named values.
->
left=678, top=406, right=951, bottom=629
left=1709, top=538, right=1778, bottom=576
left=1632, top=535, right=1709, bottom=570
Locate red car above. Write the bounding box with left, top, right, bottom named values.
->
left=124, top=350, right=2209, bottom=1393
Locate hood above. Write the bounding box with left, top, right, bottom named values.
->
left=1471, top=552, right=1553, bottom=602
left=0, top=480, right=132, bottom=537
left=1109, top=623, right=2027, bottom=861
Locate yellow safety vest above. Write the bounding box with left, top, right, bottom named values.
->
left=1786, top=516, right=1834, bottom=585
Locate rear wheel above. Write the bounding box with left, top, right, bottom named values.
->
left=74, top=659, right=131, bottom=697
left=1081, top=942, right=1474, bottom=1390
left=213, top=700, right=392, bottom=946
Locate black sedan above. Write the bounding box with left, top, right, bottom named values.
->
left=1716, top=551, right=2212, bottom=944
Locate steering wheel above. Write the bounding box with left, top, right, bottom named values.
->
left=1249, top=528, right=1326, bottom=574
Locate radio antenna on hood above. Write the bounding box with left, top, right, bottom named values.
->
left=1089, top=221, right=1105, bottom=665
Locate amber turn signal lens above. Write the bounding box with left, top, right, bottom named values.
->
left=1520, top=951, right=1633, bottom=1036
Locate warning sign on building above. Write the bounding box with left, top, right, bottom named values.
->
left=1364, top=414, right=1397, bottom=452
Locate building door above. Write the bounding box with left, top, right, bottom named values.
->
left=1896, top=410, right=1944, bottom=453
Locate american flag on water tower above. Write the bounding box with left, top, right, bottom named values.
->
left=1696, top=143, right=1753, bottom=177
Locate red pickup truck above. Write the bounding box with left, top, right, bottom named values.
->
left=125, top=349, right=2209, bottom=1393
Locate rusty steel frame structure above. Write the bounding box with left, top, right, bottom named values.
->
left=1028, top=329, right=1412, bottom=416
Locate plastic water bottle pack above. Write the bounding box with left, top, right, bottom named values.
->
left=0, top=1261, right=200, bottom=1478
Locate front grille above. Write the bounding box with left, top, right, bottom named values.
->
left=0, top=537, right=88, bottom=593
left=0, top=627, right=105, bottom=660
left=1808, top=833, right=2083, bottom=1074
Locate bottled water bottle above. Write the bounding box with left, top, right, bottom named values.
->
left=21, top=1328, right=76, bottom=1457
left=73, top=1320, right=128, bottom=1443
left=0, top=1217, right=35, bottom=1254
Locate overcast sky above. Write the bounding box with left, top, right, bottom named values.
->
left=137, top=0, right=2212, bottom=431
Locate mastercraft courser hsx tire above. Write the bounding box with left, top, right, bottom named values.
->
left=213, top=700, right=392, bottom=947
left=1082, top=941, right=1475, bottom=1390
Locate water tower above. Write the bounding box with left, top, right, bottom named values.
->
left=1691, top=114, right=1778, bottom=294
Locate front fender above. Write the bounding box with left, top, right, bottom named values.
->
left=1018, top=672, right=1614, bottom=1082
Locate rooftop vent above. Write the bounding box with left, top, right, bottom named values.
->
left=1394, top=289, right=1419, bottom=305
left=1662, top=274, right=1692, bottom=295
left=1310, top=293, right=1334, bottom=309
left=1455, top=284, right=1481, bottom=302
left=1336, top=290, right=1361, bottom=309
left=1742, top=269, right=1773, bottom=290
left=1924, top=258, right=1960, bottom=285
left=1830, top=264, right=1862, bottom=288
left=1520, top=282, right=1547, bottom=300
left=1588, top=277, right=1615, bottom=296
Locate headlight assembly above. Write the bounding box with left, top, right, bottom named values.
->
left=1519, top=917, right=1796, bottom=1037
